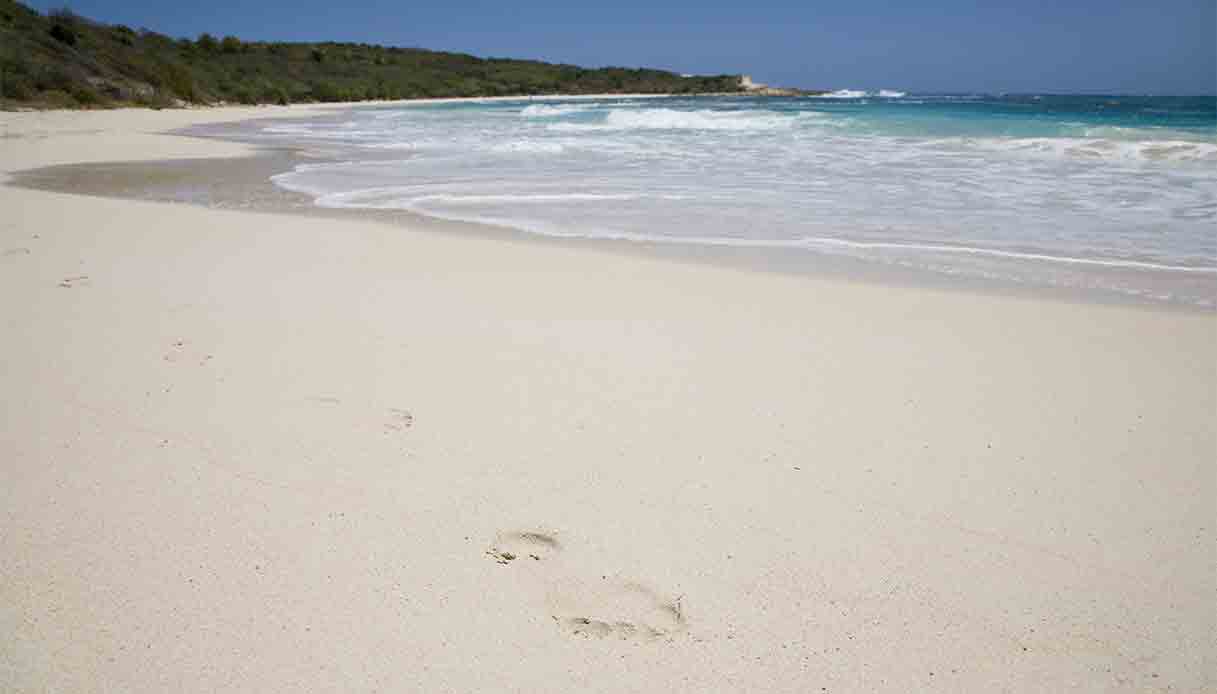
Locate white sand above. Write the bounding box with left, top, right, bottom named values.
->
left=1, top=105, right=1214, bottom=692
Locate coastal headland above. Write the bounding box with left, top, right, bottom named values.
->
left=0, top=0, right=760, bottom=110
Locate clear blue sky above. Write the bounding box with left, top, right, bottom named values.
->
left=26, top=0, right=1217, bottom=94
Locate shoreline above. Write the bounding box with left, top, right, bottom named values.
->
left=12, top=149, right=1216, bottom=315
left=6, top=102, right=1214, bottom=312
left=2, top=103, right=1214, bottom=692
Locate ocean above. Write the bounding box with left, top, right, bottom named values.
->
left=256, top=92, right=1217, bottom=306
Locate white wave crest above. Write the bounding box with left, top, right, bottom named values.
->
left=820, top=89, right=869, bottom=99
left=287, top=188, right=647, bottom=210
left=362, top=141, right=416, bottom=150
left=819, top=89, right=906, bottom=99
left=491, top=140, right=566, bottom=154
left=414, top=193, right=638, bottom=205
left=520, top=103, right=592, bottom=118
left=548, top=108, right=802, bottom=132
left=974, top=137, right=1217, bottom=162
left=259, top=123, right=381, bottom=140
left=262, top=124, right=311, bottom=134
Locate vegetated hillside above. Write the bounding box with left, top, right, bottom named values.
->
left=0, top=0, right=744, bottom=109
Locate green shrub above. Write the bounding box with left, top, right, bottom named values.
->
left=134, top=90, right=174, bottom=109
left=35, top=65, right=75, bottom=92
left=262, top=84, right=289, bottom=105
left=111, top=25, right=134, bottom=45
left=310, top=80, right=344, bottom=102
left=287, top=83, right=312, bottom=102
left=2, top=74, right=34, bottom=99
left=0, top=0, right=746, bottom=110
left=70, top=84, right=102, bottom=105
left=49, top=21, right=76, bottom=45
left=162, top=62, right=198, bottom=101
left=39, top=88, right=77, bottom=107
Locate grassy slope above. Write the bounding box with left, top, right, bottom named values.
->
left=0, top=0, right=744, bottom=109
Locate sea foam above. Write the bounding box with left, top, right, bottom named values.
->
left=819, top=89, right=907, bottom=99
left=821, top=89, right=869, bottom=99
left=260, top=94, right=1217, bottom=307
left=520, top=103, right=593, bottom=118
left=548, top=108, right=804, bottom=132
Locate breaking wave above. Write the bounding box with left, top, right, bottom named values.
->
left=971, top=136, right=1217, bottom=162
left=821, top=89, right=869, bottom=99
left=258, top=94, right=1217, bottom=307
left=820, top=89, right=907, bottom=99
left=490, top=140, right=567, bottom=154
left=520, top=103, right=594, bottom=118
left=548, top=108, right=806, bottom=132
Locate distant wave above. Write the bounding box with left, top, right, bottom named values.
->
left=362, top=141, right=417, bottom=150
left=547, top=108, right=807, bottom=132
left=520, top=103, right=594, bottom=118
left=491, top=140, right=567, bottom=154
left=818, top=89, right=907, bottom=99
left=820, top=89, right=869, bottom=99
left=972, top=136, right=1217, bottom=162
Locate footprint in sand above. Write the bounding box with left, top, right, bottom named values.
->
left=554, top=581, right=687, bottom=641
left=384, top=408, right=414, bottom=432
left=487, top=530, right=562, bottom=564
left=303, top=399, right=415, bottom=436
left=2, top=247, right=31, bottom=258
left=163, top=339, right=187, bottom=362
left=486, top=530, right=688, bottom=641
left=163, top=339, right=213, bottom=365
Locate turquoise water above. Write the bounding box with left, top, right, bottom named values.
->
left=262, top=93, right=1217, bottom=305
left=789, top=93, right=1217, bottom=140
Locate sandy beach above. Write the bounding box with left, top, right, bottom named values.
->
left=1, top=104, right=1214, bottom=692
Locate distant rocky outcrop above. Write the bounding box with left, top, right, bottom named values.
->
left=738, top=75, right=827, bottom=97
